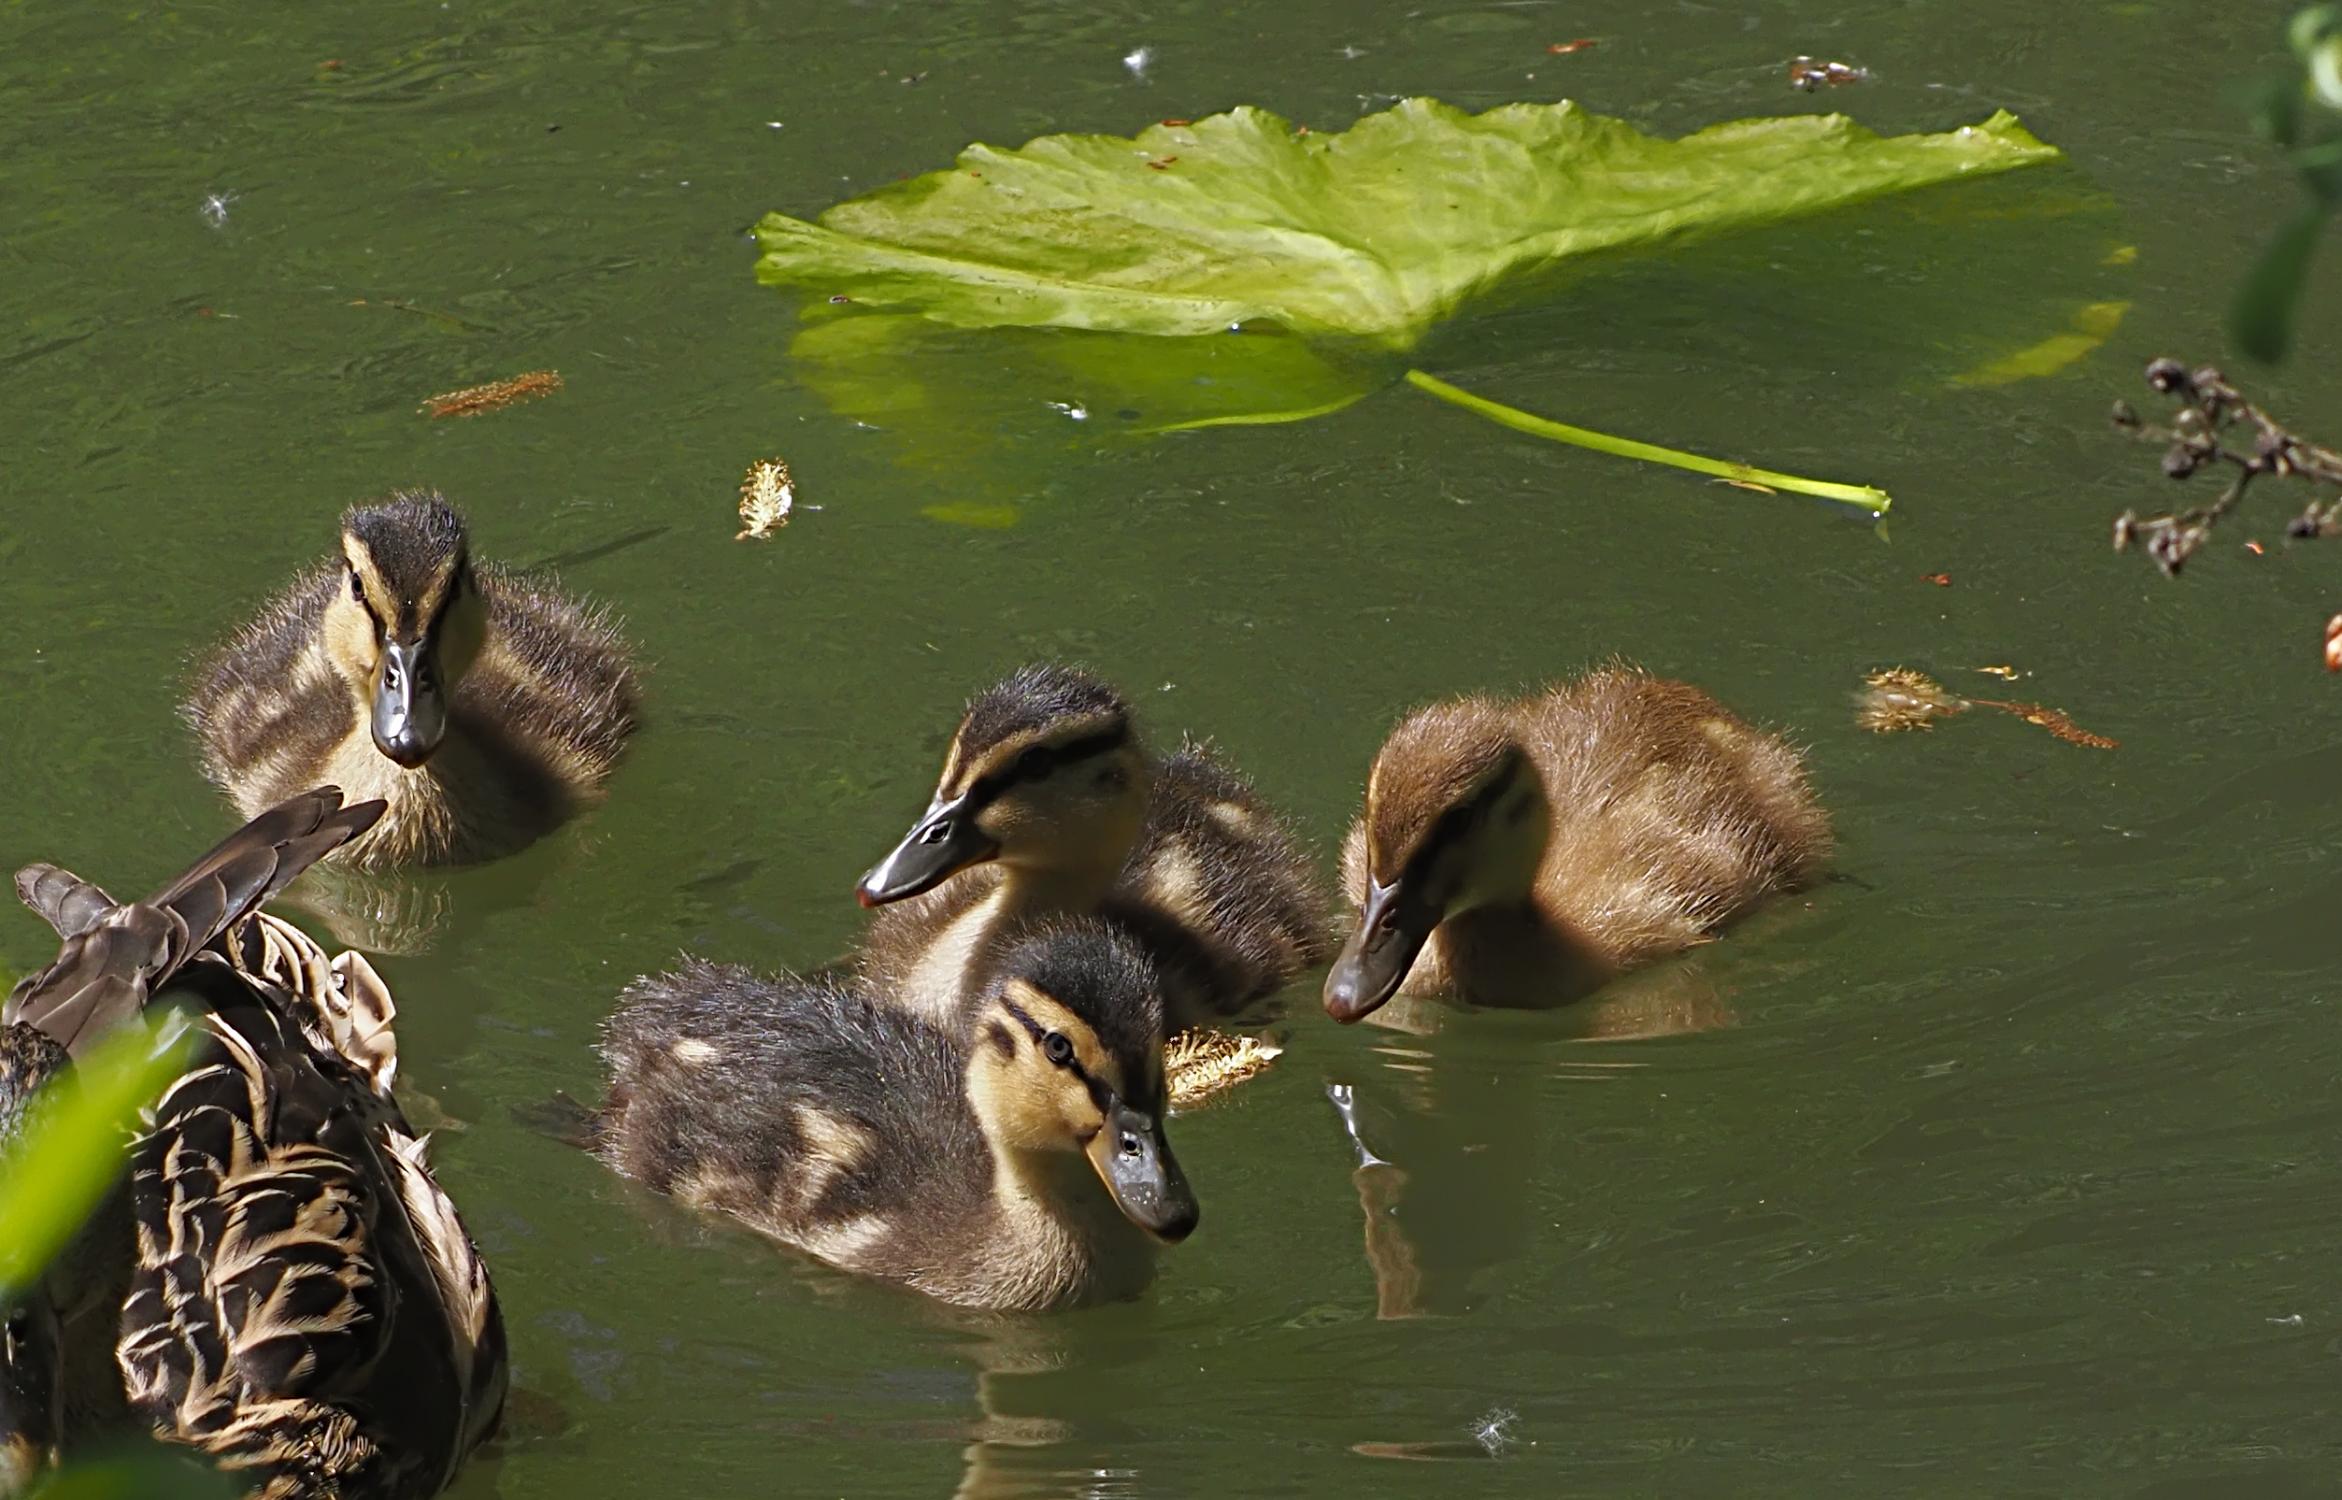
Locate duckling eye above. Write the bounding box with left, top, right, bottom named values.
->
left=1041, top=1032, right=1073, bottom=1066
left=347, top=568, right=365, bottom=605
left=4, top=1308, right=29, bottom=1359
left=1015, top=746, right=1058, bottom=782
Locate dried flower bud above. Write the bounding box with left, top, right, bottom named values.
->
left=2149, top=525, right=2197, bottom=575
left=2109, top=400, right=2140, bottom=429
left=2161, top=444, right=2200, bottom=479
left=2144, top=357, right=2190, bottom=394
left=2112, top=512, right=2138, bottom=551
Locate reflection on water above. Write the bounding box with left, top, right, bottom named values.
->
left=285, top=861, right=459, bottom=955
left=1327, top=962, right=1734, bottom=1321
left=950, top=1320, right=1081, bottom=1500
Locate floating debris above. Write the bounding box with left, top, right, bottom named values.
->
left=1122, top=45, right=1153, bottom=78
left=1472, top=1407, right=1521, bottom=1458
left=1972, top=664, right=2025, bottom=681
left=420, top=369, right=563, bottom=420
left=1922, top=571, right=1952, bottom=587
left=1789, top=56, right=1869, bottom=91
left=735, top=458, right=796, bottom=541
left=1856, top=667, right=1966, bottom=734
left=2004, top=704, right=2120, bottom=749
left=199, top=191, right=237, bottom=229
left=1165, top=1028, right=1282, bottom=1110
left=1548, top=39, right=1598, bottom=56
left=1856, top=667, right=2117, bottom=749
left=2327, top=614, right=2342, bottom=673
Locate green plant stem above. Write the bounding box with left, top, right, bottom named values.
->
left=1403, top=369, right=1892, bottom=514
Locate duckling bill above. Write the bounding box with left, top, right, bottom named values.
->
left=1326, top=667, right=1830, bottom=1023
left=185, top=491, right=638, bottom=869
left=597, top=922, right=1196, bottom=1311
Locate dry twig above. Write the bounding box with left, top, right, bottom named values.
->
left=2110, top=358, right=2342, bottom=575
left=1856, top=667, right=2117, bottom=750
left=420, top=370, right=562, bottom=419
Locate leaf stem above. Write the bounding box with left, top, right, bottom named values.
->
left=1402, top=369, right=1891, bottom=514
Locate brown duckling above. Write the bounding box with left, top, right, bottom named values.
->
left=853, top=663, right=1328, bottom=1031
left=0, top=788, right=506, bottom=1497
left=185, top=491, right=637, bottom=869
left=596, top=920, right=1196, bottom=1311
left=1324, top=666, right=1830, bottom=1023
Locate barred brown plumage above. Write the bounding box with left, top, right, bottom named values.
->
left=0, top=790, right=506, bottom=1498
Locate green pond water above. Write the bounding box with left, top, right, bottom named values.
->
left=6, top=0, right=2342, bottom=1494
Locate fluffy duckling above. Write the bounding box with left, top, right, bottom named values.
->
left=0, top=788, right=506, bottom=1497
left=854, top=664, right=1328, bottom=1030
left=597, top=921, right=1197, bottom=1312
left=1324, top=667, right=1831, bottom=1023
left=186, top=491, right=637, bottom=869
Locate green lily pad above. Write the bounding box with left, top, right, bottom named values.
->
left=757, top=98, right=2057, bottom=347
left=757, top=98, right=2068, bottom=514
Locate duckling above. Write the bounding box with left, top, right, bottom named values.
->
left=0, top=788, right=507, bottom=1497
left=853, top=663, right=1329, bottom=1030
left=596, top=921, right=1196, bottom=1312
left=185, top=491, right=638, bottom=870
left=1324, top=666, right=1831, bottom=1023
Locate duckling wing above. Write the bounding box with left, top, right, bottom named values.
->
left=4, top=790, right=383, bottom=1058
left=1111, top=744, right=1332, bottom=1020
left=464, top=568, right=639, bottom=785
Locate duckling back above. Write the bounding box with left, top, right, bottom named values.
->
left=599, top=964, right=1036, bottom=1301
left=1103, top=741, right=1332, bottom=1019
left=1518, top=668, right=1830, bottom=964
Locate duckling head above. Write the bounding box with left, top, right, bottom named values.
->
left=857, top=664, right=1152, bottom=908
left=964, top=923, right=1198, bottom=1242
left=320, top=492, right=489, bottom=769
left=0, top=1024, right=75, bottom=1491
left=1324, top=706, right=1550, bottom=1023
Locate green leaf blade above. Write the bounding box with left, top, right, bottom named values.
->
left=756, top=99, right=2062, bottom=347
left=0, top=1018, right=190, bottom=1293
